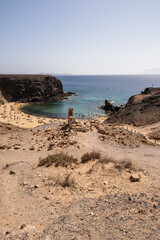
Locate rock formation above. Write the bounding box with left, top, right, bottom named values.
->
left=107, top=87, right=160, bottom=126
left=0, top=90, right=7, bottom=105
left=101, top=99, right=121, bottom=112
left=0, top=74, right=63, bottom=103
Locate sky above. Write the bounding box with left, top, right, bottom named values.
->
left=0, top=0, right=160, bottom=75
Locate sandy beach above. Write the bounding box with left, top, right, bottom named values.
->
left=0, top=102, right=108, bottom=129
left=0, top=102, right=67, bottom=128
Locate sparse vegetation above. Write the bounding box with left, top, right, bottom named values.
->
left=98, top=157, right=135, bottom=172
left=98, top=156, right=114, bottom=165
left=114, top=160, right=133, bottom=172
left=38, top=153, right=78, bottom=167
left=81, top=151, right=101, bottom=163
left=48, top=172, right=75, bottom=188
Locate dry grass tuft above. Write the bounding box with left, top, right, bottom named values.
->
left=81, top=151, right=101, bottom=163
left=98, top=156, right=135, bottom=172
left=38, top=153, right=78, bottom=167
left=48, top=172, right=75, bottom=188
left=114, top=160, right=133, bottom=172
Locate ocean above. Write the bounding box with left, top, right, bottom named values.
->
left=21, top=75, right=160, bottom=119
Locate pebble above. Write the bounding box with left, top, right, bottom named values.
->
left=104, top=181, right=108, bottom=185
left=44, top=196, right=49, bottom=200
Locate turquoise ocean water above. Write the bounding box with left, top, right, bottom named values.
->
left=21, top=75, right=160, bottom=119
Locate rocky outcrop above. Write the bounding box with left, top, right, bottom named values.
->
left=148, top=127, right=160, bottom=140
left=0, top=90, right=7, bottom=105
left=0, top=74, right=63, bottom=103
left=107, top=87, right=160, bottom=126
left=101, top=100, right=121, bottom=112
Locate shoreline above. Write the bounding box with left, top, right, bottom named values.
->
left=0, top=102, right=67, bottom=129
left=0, top=102, right=107, bottom=129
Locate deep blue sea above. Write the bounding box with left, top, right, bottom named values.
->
left=22, top=75, right=160, bottom=119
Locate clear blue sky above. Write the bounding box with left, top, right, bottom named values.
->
left=0, top=0, right=160, bottom=75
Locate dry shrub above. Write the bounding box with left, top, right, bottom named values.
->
left=98, top=156, right=114, bottom=165
left=48, top=173, right=75, bottom=188
left=81, top=151, right=101, bottom=163
left=98, top=156, right=135, bottom=172
left=38, top=153, right=78, bottom=167
left=114, top=160, right=133, bottom=172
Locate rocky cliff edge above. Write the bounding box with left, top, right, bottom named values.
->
left=107, top=87, right=160, bottom=126
left=0, top=74, right=63, bottom=103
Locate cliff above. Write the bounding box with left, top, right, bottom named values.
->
left=0, top=90, right=7, bottom=105
left=107, top=87, right=160, bottom=126
left=0, top=74, right=63, bottom=103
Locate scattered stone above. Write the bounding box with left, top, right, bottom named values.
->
left=9, top=170, right=16, bottom=175
left=104, top=181, right=108, bottom=185
left=44, top=196, right=49, bottom=200
left=128, top=196, right=132, bottom=201
left=90, top=212, right=94, bottom=216
left=98, top=127, right=105, bottom=134
left=99, top=135, right=105, bottom=141
left=153, top=204, right=157, bottom=209
left=20, top=182, right=28, bottom=186
left=0, top=145, right=6, bottom=149
left=129, top=174, right=140, bottom=182
left=20, top=224, right=26, bottom=229
left=69, top=141, right=77, bottom=145
left=97, top=123, right=146, bottom=147
left=29, top=146, right=35, bottom=151
left=14, top=146, right=20, bottom=150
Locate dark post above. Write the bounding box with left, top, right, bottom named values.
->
left=68, top=108, right=73, bottom=126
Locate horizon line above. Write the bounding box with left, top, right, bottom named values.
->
left=1, top=72, right=160, bottom=76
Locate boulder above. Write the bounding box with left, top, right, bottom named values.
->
left=101, top=100, right=121, bottom=112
